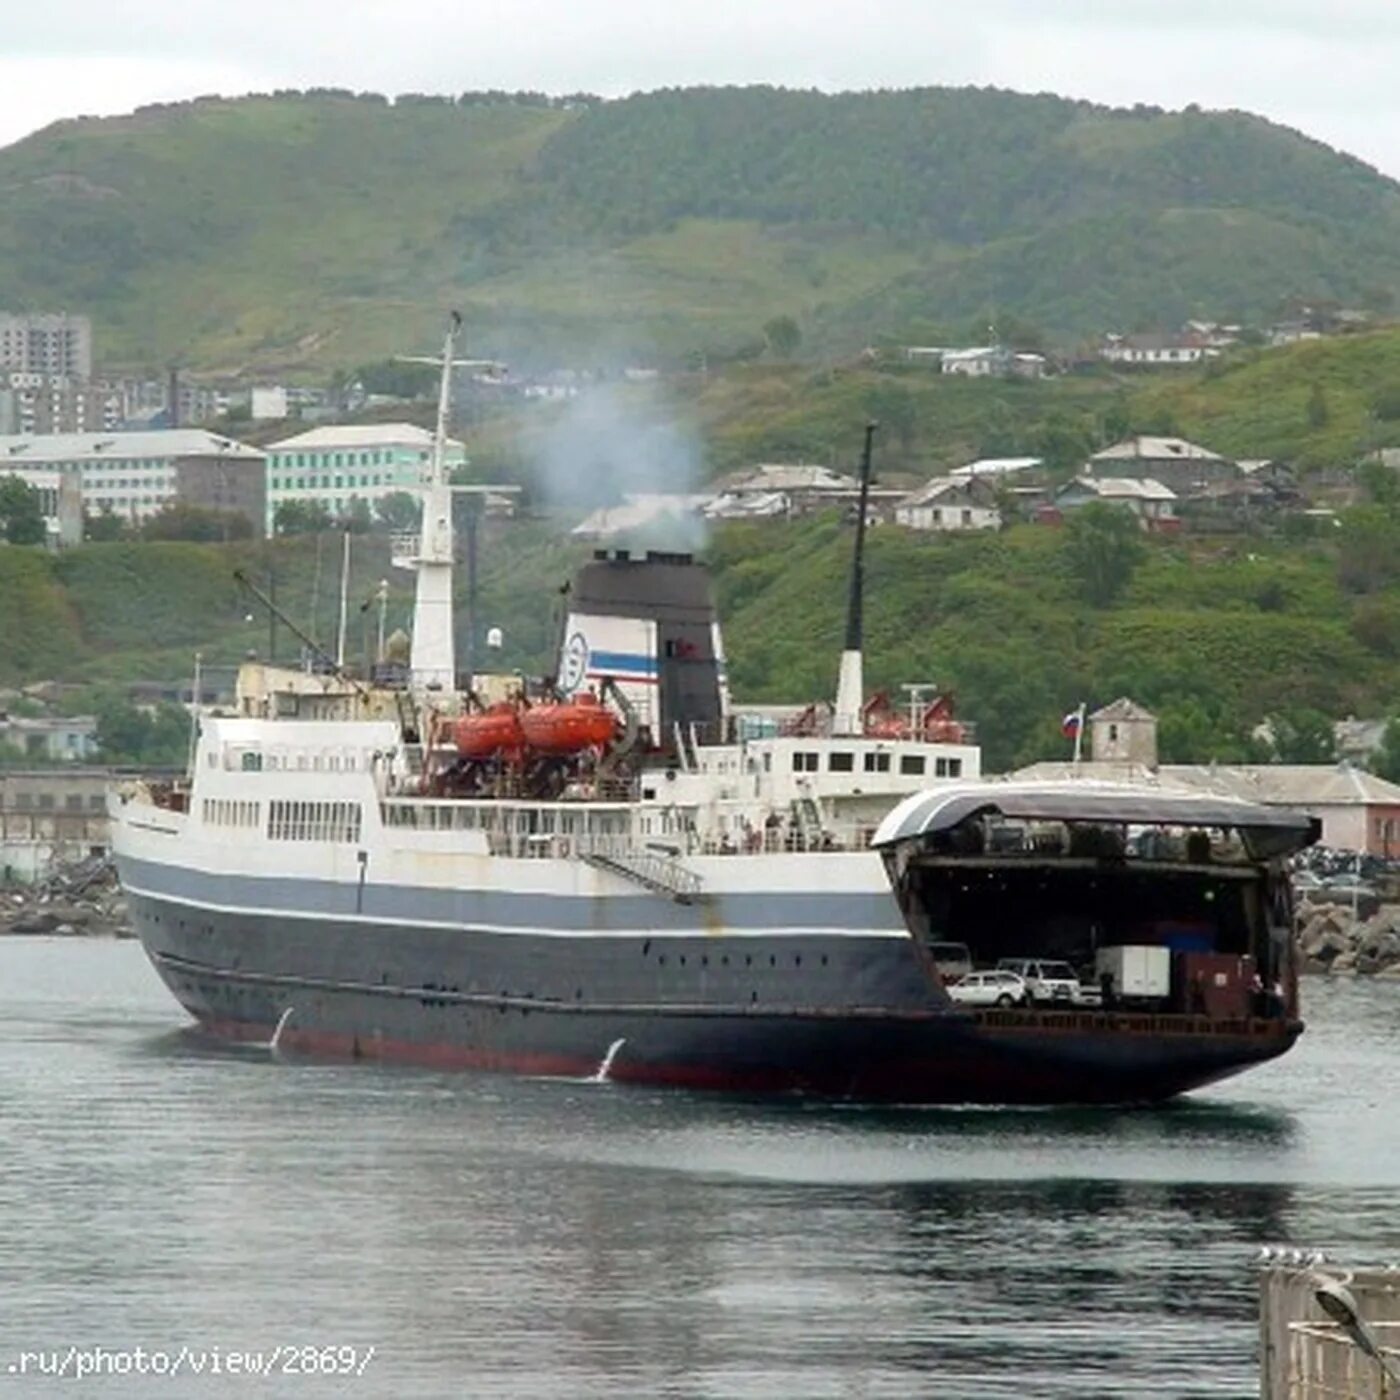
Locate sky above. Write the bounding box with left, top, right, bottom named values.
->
left=3, top=1, right=1400, bottom=179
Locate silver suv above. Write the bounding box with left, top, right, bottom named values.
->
left=996, top=958, right=1085, bottom=1006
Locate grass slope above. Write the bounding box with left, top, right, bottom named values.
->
left=5, top=87, right=1400, bottom=373
left=8, top=509, right=1398, bottom=775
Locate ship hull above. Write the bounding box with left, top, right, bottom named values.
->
left=125, top=884, right=1300, bottom=1105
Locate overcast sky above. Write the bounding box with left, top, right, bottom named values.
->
left=4, top=1, right=1400, bottom=179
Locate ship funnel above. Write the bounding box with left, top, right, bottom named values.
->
left=833, top=422, right=877, bottom=737
left=556, top=552, right=728, bottom=751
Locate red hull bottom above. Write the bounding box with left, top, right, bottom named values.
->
left=193, top=1012, right=1300, bottom=1104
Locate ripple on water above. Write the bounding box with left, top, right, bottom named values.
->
left=1, top=940, right=1398, bottom=1398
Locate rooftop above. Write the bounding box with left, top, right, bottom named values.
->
left=1091, top=697, right=1157, bottom=723
left=266, top=423, right=463, bottom=452
left=1066, top=476, right=1177, bottom=501
left=950, top=457, right=1044, bottom=479
left=0, top=430, right=264, bottom=462
left=713, top=463, right=859, bottom=494
left=900, top=475, right=993, bottom=508
left=1090, top=436, right=1225, bottom=464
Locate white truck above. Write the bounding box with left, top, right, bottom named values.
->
left=1095, top=945, right=1172, bottom=1003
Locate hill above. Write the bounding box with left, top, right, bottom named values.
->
left=5, top=87, right=1400, bottom=372
left=8, top=508, right=1400, bottom=773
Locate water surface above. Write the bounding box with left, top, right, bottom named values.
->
left=1, top=940, right=1396, bottom=1397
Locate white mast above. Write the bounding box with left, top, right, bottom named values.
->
left=395, top=315, right=516, bottom=695
left=335, top=529, right=351, bottom=669
left=406, top=313, right=464, bottom=693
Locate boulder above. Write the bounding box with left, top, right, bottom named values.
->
left=8, top=911, right=60, bottom=934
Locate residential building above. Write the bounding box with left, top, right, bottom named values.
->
left=1086, top=435, right=1239, bottom=495
left=264, top=423, right=465, bottom=531
left=941, top=346, right=1012, bottom=377
left=1098, top=332, right=1216, bottom=367
left=1052, top=476, right=1179, bottom=530
left=0, top=312, right=92, bottom=379
left=706, top=464, right=903, bottom=519
left=0, top=713, right=99, bottom=763
left=0, top=767, right=111, bottom=881
left=907, top=346, right=1047, bottom=379
left=894, top=476, right=1001, bottom=532
left=0, top=371, right=126, bottom=435
left=0, top=430, right=267, bottom=534
left=250, top=386, right=289, bottom=421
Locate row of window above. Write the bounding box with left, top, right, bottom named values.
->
left=201, top=798, right=261, bottom=828
left=220, top=748, right=367, bottom=772
left=3, top=792, right=104, bottom=812
left=381, top=802, right=632, bottom=837
left=270, top=474, right=398, bottom=493
left=791, top=751, right=962, bottom=778
left=80, top=462, right=173, bottom=475
left=269, top=450, right=422, bottom=470
left=268, top=799, right=362, bottom=844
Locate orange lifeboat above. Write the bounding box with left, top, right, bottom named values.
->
left=454, top=703, right=526, bottom=759
left=519, top=694, right=618, bottom=755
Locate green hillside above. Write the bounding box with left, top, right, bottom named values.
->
left=5, top=87, right=1400, bottom=373
left=9, top=506, right=1400, bottom=773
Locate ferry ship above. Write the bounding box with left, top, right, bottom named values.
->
left=110, top=320, right=1316, bottom=1102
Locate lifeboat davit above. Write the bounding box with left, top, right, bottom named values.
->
left=518, top=695, right=618, bottom=755
left=454, top=703, right=525, bottom=759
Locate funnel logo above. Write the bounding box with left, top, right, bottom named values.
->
left=560, top=631, right=589, bottom=693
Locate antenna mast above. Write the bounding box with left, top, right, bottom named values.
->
left=833, top=422, right=877, bottom=736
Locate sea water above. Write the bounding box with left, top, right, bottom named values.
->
left=1, top=938, right=1396, bottom=1397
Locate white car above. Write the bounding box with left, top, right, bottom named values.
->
left=997, top=958, right=1087, bottom=1006
left=947, top=970, right=1030, bottom=1008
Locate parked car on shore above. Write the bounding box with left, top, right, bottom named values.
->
left=947, top=970, right=1030, bottom=1008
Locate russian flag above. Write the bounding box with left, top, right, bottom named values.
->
left=1061, top=709, right=1083, bottom=739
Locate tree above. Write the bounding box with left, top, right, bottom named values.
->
left=863, top=383, right=917, bottom=456
left=94, top=697, right=189, bottom=767
left=83, top=507, right=130, bottom=542
left=0, top=477, right=46, bottom=546
left=1032, top=410, right=1095, bottom=474
left=338, top=497, right=373, bottom=534
left=1306, top=382, right=1330, bottom=430
left=141, top=504, right=253, bottom=542
left=1372, top=716, right=1400, bottom=784
left=1357, top=458, right=1400, bottom=508
left=1336, top=506, right=1400, bottom=593
left=1062, top=502, right=1145, bottom=606
left=763, top=315, right=802, bottom=359
left=274, top=499, right=334, bottom=536
left=373, top=491, right=419, bottom=532
left=1264, top=707, right=1336, bottom=764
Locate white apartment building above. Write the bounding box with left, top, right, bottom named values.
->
left=0, top=430, right=267, bottom=534
left=264, top=423, right=465, bottom=531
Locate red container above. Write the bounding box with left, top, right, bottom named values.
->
left=1178, top=951, right=1255, bottom=1020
